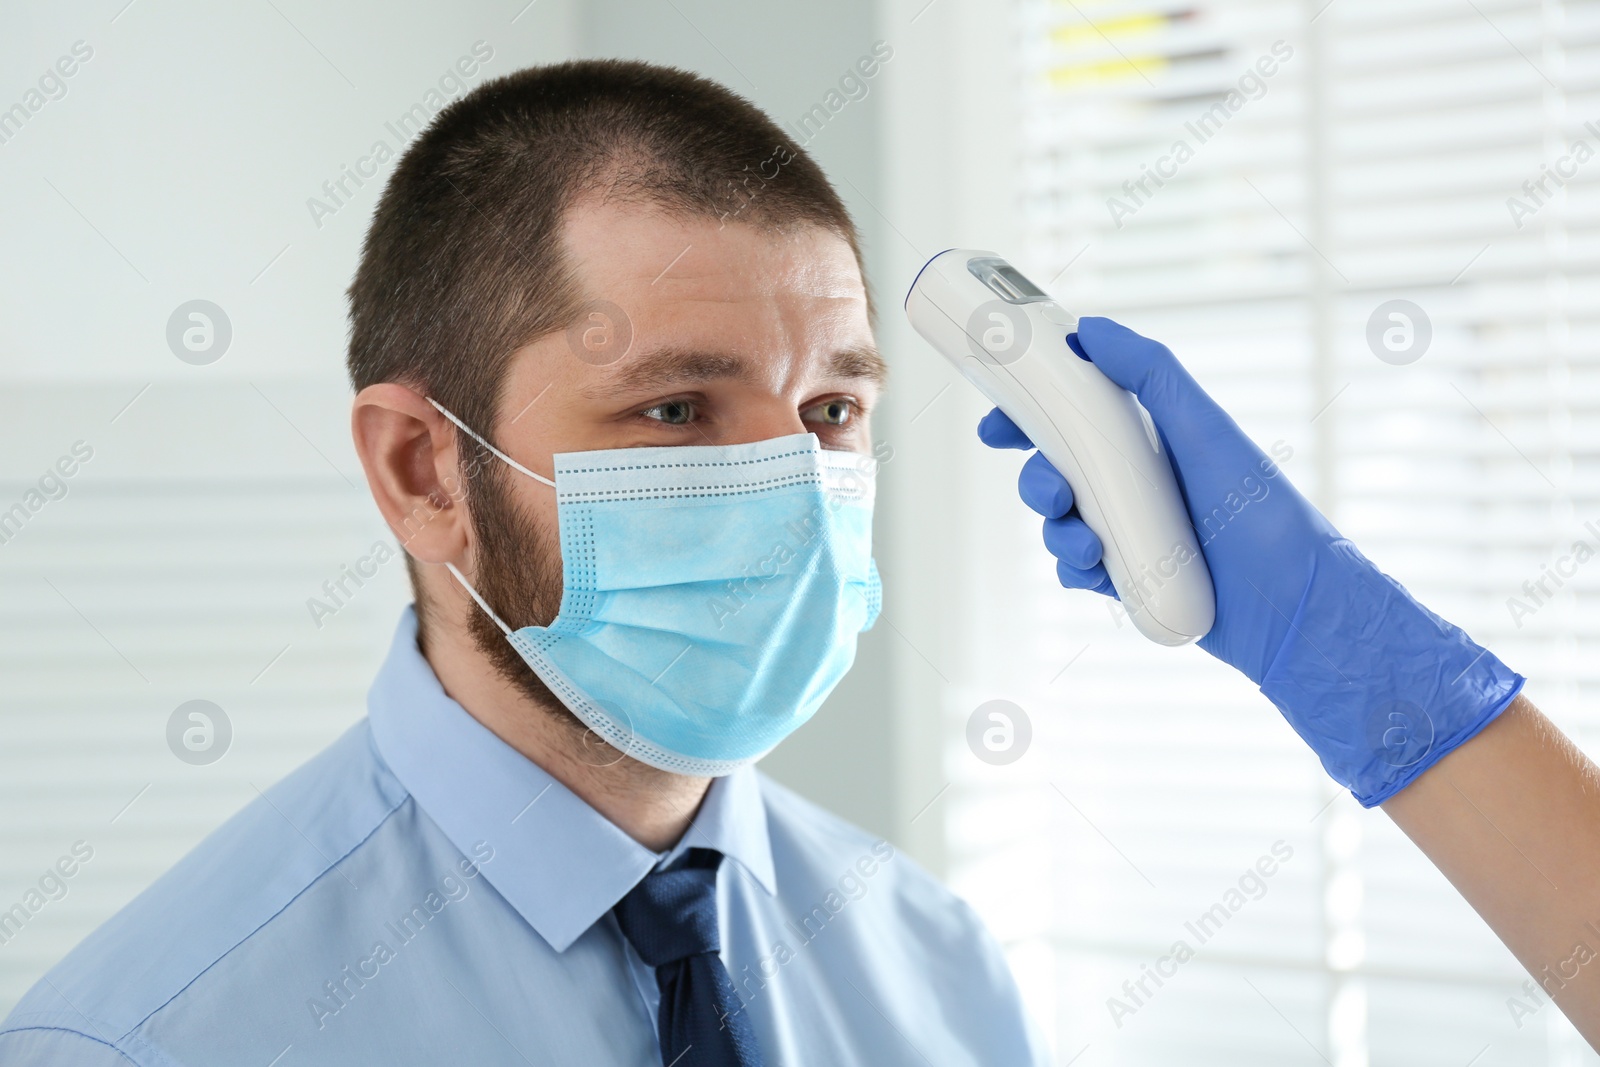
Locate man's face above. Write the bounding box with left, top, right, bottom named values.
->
left=464, top=200, right=883, bottom=725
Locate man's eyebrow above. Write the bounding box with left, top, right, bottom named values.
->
left=583, top=344, right=888, bottom=399
left=829, top=344, right=888, bottom=386
left=584, top=348, right=752, bottom=399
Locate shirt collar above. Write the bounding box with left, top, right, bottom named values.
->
left=367, top=606, right=776, bottom=952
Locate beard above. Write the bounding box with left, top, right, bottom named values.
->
left=461, top=459, right=585, bottom=738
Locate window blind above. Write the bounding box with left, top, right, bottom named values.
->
left=945, top=0, right=1600, bottom=1062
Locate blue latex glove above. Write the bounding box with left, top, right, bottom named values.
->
left=979, top=316, right=1525, bottom=806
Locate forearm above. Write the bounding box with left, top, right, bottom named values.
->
left=1384, top=693, right=1600, bottom=1044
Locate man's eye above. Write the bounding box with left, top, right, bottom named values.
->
left=641, top=400, right=696, bottom=425
left=804, top=399, right=855, bottom=426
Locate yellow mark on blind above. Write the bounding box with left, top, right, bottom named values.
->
left=1050, top=12, right=1167, bottom=47
left=1047, top=54, right=1169, bottom=86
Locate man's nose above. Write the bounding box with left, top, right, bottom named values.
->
left=717, top=398, right=809, bottom=445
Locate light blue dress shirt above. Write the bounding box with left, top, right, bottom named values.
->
left=0, top=608, right=1049, bottom=1065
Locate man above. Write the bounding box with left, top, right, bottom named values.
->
left=0, top=61, right=1049, bottom=1064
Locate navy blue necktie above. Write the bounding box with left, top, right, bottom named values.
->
left=613, top=847, right=764, bottom=1067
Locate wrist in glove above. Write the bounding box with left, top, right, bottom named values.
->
left=1257, top=538, right=1525, bottom=806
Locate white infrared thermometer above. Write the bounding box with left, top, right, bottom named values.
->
left=904, top=249, right=1215, bottom=645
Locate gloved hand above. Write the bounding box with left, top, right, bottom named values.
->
left=979, top=316, right=1524, bottom=806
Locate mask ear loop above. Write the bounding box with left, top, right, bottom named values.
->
left=444, top=562, right=513, bottom=637
left=424, top=396, right=548, bottom=635
left=426, top=396, right=556, bottom=489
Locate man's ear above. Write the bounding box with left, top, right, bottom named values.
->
left=351, top=383, right=471, bottom=565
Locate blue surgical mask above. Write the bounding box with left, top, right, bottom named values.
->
left=428, top=399, right=881, bottom=776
